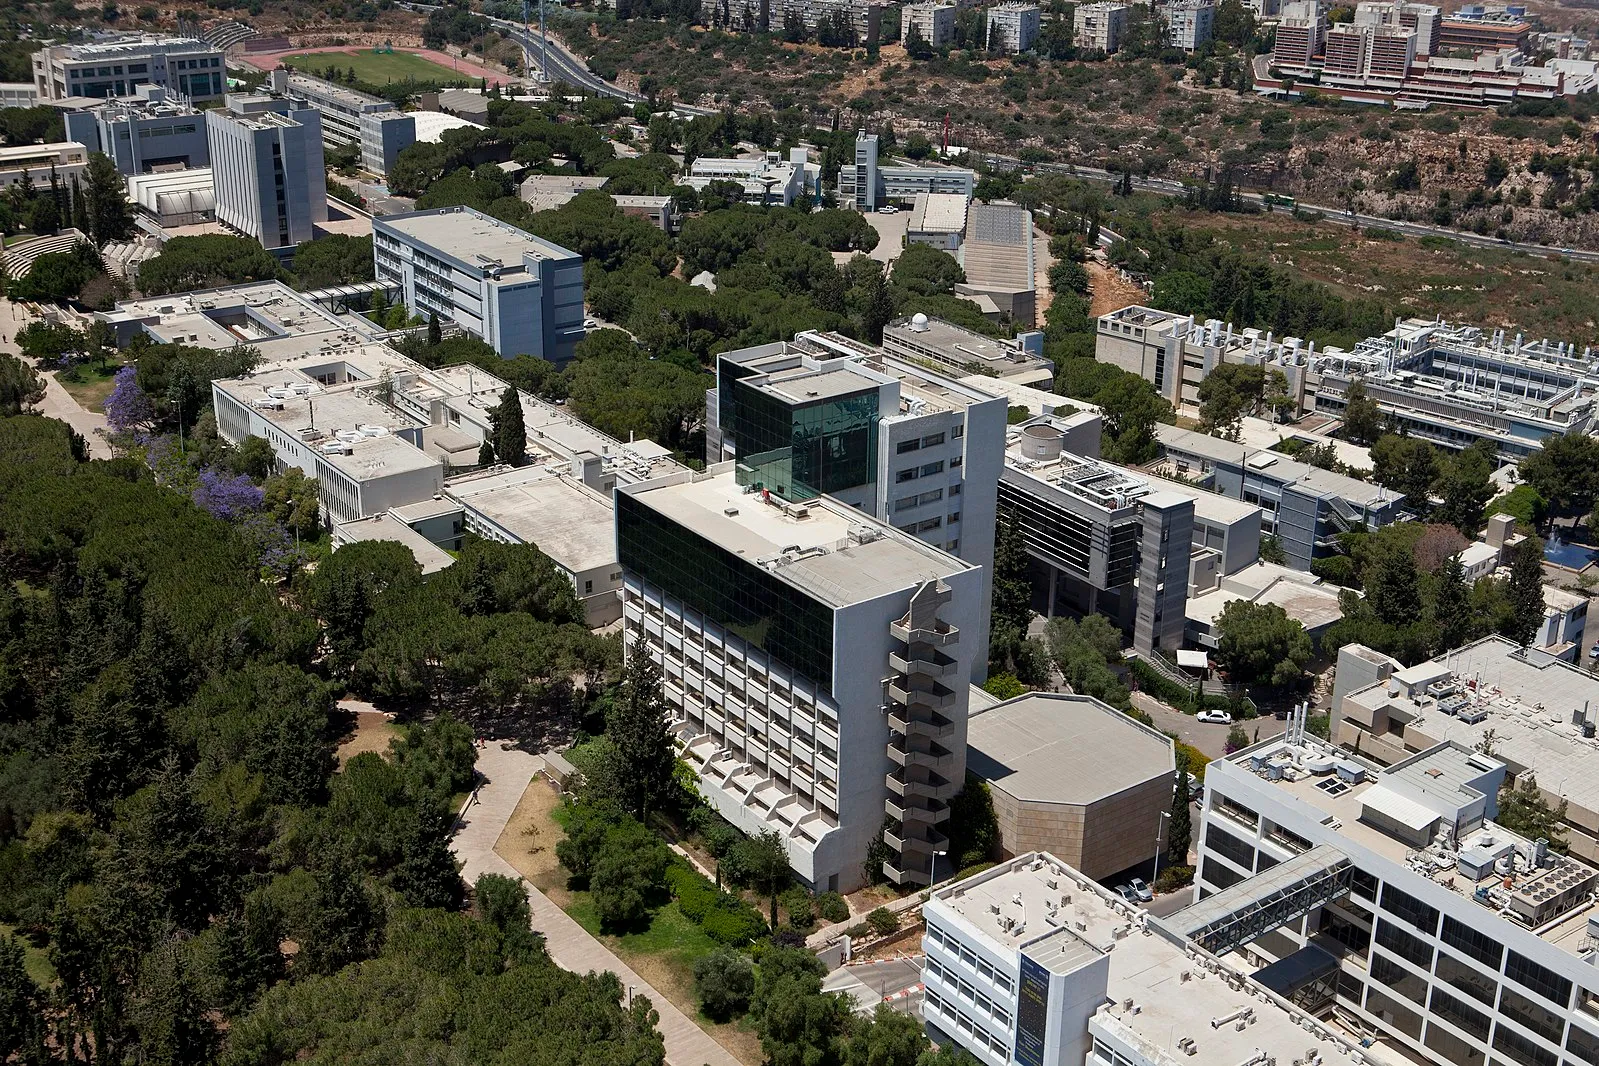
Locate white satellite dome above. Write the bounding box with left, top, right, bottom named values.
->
left=910, top=312, right=930, bottom=332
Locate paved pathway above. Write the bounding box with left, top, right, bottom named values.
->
left=0, top=300, right=112, bottom=457
left=451, top=742, right=742, bottom=1066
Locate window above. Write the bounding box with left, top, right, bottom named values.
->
left=1569, top=1022, right=1599, bottom=1065
left=1374, top=920, right=1432, bottom=969
left=1506, top=950, right=1573, bottom=1009
left=949, top=511, right=961, bottom=524
left=1501, top=986, right=1566, bottom=1044
left=976, top=959, right=993, bottom=981
left=1205, top=823, right=1256, bottom=872
left=1352, top=868, right=1379, bottom=901
left=921, top=432, right=945, bottom=447
left=1380, top=883, right=1439, bottom=935
left=896, top=468, right=918, bottom=483
left=1364, top=987, right=1423, bottom=1039
left=920, top=461, right=944, bottom=477
left=918, top=489, right=944, bottom=505
left=1440, top=915, right=1502, bottom=969
left=1494, top=1024, right=1558, bottom=1066
left=1370, top=955, right=1425, bottom=1004
left=994, top=973, right=1011, bottom=995
left=951, top=456, right=963, bottom=467
left=584, top=580, right=593, bottom=594
left=896, top=439, right=921, bottom=454
left=1430, top=987, right=1490, bottom=1041
left=949, top=483, right=962, bottom=496
left=952, top=425, right=964, bottom=438
left=1425, top=1021, right=1487, bottom=1066
left=916, top=518, right=943, bottom=533
left=1205, top=861, right=1246, bottom=891
left=1435, top=952, right=1497, bottom=1007
left=895, top=495, right=920, bottom=512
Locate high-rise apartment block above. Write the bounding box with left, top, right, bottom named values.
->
left=903, top=1, right=959, bottom=46
left=373, top=206, right=585, bottom=363
left=32, top=34, right=225, bottom=102
left=1165, top=1, right=1216, bottom=50
left=1272, top=0, right=1325, bottom=71
left=62, top=85, right=208, bottom=175
left=206, top=94, right=327, bottom=250
left=1324, top=20, right=1418, bottom=77
left=617, top=468, right=983, bottom=891
left=986, top=2, right=1042, bottom=52
left=1073, top=2, right=1130, bottom=53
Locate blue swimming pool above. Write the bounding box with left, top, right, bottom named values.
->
left=1545, top=538, right=1599, bottom=570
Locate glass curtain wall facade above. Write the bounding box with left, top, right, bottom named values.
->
left=729, top=378, right=879, bottom=502
left=616, top=491, right=836, bottom=683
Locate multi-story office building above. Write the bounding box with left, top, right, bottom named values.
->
left=374, top=206, right=585, bottom=363
left=268, top=69, right=394, bottom=152
left=1164, top=0, right=1216, bottom=50
left=838, top=131, right=976, bottom=211
left=1330, top=636, right=1599, bottom=866
left=1357, top=0, right=1442, bottom=55
left=0, top=142, right=88, bottom=191
left=1440, top=3, right=1532, bottom=52
left=1073, top=2, right=1129, bottom=53
left=62, top=85, right=208, bottom=175
left=1272, top=0, right=1325, bottom=71
left=923, top=853, right=1397, bottom=1066
left=1192, top=705, right=1599, bottom=1066
left=1324, top=20, right=1419, bottom=76
left=986, top=2, right=1042, bottom=52
left=684, top=153, right=808, bottom=206
left=617, top=467, right=983, bottom=890
left=903, top=1, right=958, bottom=46
left=32, top=34, right=225, bottom=102
left=883, top=314, right=1052, bottom=388
left=1154, top=424, right=1404, bottom=569
left=0, top=83, right=36, bottom=108
left=358, top=111, right=417, bottom=177
left=206, top=94, right=328, bottom=250
left=705, top=329, right=1005, bottom=670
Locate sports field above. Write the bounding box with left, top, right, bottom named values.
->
left=278, top=48, right=468, bottom=85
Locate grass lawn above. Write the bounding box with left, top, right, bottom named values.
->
left=279, top=49, right=468, bottom=86
left=1, top=923, right=58, bottom=989
left=55, top=361, right=122, bottom=413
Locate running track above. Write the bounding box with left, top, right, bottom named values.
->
left=235, top=45, right=521, bottom=87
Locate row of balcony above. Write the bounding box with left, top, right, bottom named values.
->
left=888, top=649, right=960, bottom=679
left=886, top=794, right=949, bottom=825
left=886, top=767, right=956, bottom=801
left=887, top=679, right=957, bottom=712
left=887, top=706, right=956, bottom=740
left=890, top=617, right=959, bottom=647
left=888, top=736, right=955, bottom=772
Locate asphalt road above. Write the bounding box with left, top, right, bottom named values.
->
left=983, top=154, right=1599, bottom=265
left=1131, top=692, right=1287, bottom=760
left=824, top=958, right=925, bottom=1016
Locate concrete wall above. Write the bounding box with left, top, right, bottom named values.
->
left=990, top=776, right=1172, bottom=879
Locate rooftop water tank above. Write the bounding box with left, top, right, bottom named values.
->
left=1021, top=423, right=1064, bottom=462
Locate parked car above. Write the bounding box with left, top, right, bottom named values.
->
left=1187, top=772, right=1201, bottom=794
left=1128, top=878, right=1153, bottom=902
left=879, top=205, right=898, bottom=214
left=1196, top=709, right=1233, bottom=725
left=1114, top=883, right=1139, bottom=903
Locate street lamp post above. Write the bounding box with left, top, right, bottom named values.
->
left=1153, top=810, right=1171, bottom=885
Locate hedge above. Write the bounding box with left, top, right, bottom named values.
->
left=1128, top=658, right=1254, bottom=717
left=666, top=858, right=768, bottom=946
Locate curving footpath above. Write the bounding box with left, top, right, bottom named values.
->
left=451, top=741, right=743, bottom=1066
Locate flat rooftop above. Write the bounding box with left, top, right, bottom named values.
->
left=1156, top=425, right=1399, bottom=508
left=378, top=207, right=577, bottom=269
left=883, top=318, right=1049, bottom=377
left=930, top=854, right=1398, bottom=1064
left=624, top=468, right=975, bottom=607
left=966, top=693, right=1173, bottom=805
left=1187, top=561, right=1344, bottom=631
left=908, top=192, right=969, bottom=234
left=287, top=72, right=389, bottom=109
left=334, top=514, right=455, bottom=574
left=103, top=281, right=369, bottom=351
left=445, top=465, right=616, bottom=573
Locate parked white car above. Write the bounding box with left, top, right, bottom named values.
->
left=1196, top=709, right=1233, bottom=725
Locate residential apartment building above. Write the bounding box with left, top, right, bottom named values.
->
left=62, top=85, right=208, bottom=175
left=32, top=34, right=225, bottom=102
left=986, top=2, right=1042, bottom=52
left=1272, top=0, right=1325, bottom=71
left=617, top=467, right=983, bottom=890
left=705, top=329, right=1005, bottom=669
left=838, top=131, right=976, bottom=211
left=923, top=854, right=1400, bottom=1066
left=1154, top=425, right=1404, bottom=569
left=1357, top=0, right=1442, bottom=55
left=708, top=0, right=884, bottom=42
left=1193, top=706, right=1599, bottom=1066
left=684, top=153, right=807, bottom=206
left=0, top=142, right=88, bottom=192
left=373, top=206, right=585, bottom=363
left=1073, top=2, right=1129, bottom=53
left=902, top=1, right=958, bottom=46
left=206, top=94, right=328, bottom=249
left=1165, top=0, right=1216, bottom=50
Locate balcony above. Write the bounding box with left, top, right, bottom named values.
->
left=894, top=823, right=949, bottom=857
left=889, top=650, right=960, bottom=678
left=886, top=795, right=949, bottom=824
left=890, top=617, right=960, bottom=647
left=883, top=860, right=931, bottom=887
left=888, top=737, right=956, bottom=772
left=887, top=768, right=956, bottom=800
left=888, top=681, right=958, bottom=712
left=888, top=707, right=957, bottom=740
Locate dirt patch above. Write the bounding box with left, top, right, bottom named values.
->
left=844, top=883, right=901, bottom=917
left=335, top=710, right=399, bottom=768
left=852, top=919, right=926, bottom=962
left=1088, top=261, right=1149, bottom=318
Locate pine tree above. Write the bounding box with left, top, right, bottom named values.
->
left=1506, top=535, right=1546, bottom=647
left=489, top=386, right=526, bottom=468
left=71, top=175, right=90, bottom=233
left=1432, top=553, right=1471, bottom=652
left=1167, top=750, right=1192, bottom=867
left=477, top=439, right=496, bottom=466
left=1366, top=542, right=1422, bottom=627
left=0, top=933, right=39, bottom=1060
left=84, top=151, right=133, bottom=243
left=607, top=637, right=676, bottom=818
left=393, top=802, right=465, bottom=909
left=426, top=312, right=442, bottom=346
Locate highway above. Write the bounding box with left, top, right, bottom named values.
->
left=984, top=154, right=1599, bottom=265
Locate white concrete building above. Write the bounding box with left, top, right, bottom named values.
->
left=1074, top=2, right=1130, bottom=53
left=617, top=467, right=983, bottom=891
left=1193, top=702, right=1599, bottom=1066
left=0, top=142, right=88, bottom=191
left=684, top=153, right=807, bottom=206
left=924, top=854, right=1403, bottom=1066
left=987, top=2, right=1042, bottom=52
left=839, top=131, right=976, bottom=211
left=906, top=192, right=969, bottom=251
left=1165, top=0, right=1216, bottom=50
left=206, top=94, right=327, bottom=249
left=32, top=33, right=225, bottom=102
left=903, top=1, right=958, bottom=46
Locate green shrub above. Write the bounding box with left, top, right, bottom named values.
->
left=694, top=947, right=755, bottom=1021
left=953, top=861, right=996, bottom=882
left=665, top=857, right=768, bottom=945
left=846, top=922, right=869, bottom=939
left=779, top=886, right=815, bottom=930
left=866, top=907, right=900, bottom=936
left=1155, top=865, right=1195, bottom=893
left=701, top=905, right=768, bottom=946
left=816, top=891, right=849, bottom=924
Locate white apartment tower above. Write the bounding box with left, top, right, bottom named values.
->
left=616, top=468, right=983, bottom=892
left=987, top=2, right=1043, bottom=52
left=903, top=1, right=959, bottom=46
left=1074, top=2, right=1130, bottom=53
left=1166, top=1, right=1217, bottom=50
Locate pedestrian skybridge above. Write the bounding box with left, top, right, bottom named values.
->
left=1166, top=844, right=1353, bottom=956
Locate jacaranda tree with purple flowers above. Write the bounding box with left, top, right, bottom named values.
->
left=192, top=468, right=265, bottom=522
left=105, top=366, right=155, bottom=434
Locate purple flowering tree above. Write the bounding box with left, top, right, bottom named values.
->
left=192, top=468, right=265, bottom=522
left=104, top=367, right=155, bottom=435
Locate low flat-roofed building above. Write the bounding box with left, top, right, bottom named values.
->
left=333, top=511, right=457, bottom=574
left=906, top=192, right=969, bottom=251
left=966, top=694, right=1174, bottom=878
left=99, top=279, right=386, bottom=353
left=883, top=315, right=1052, bottom=389
left=0, top=142, right=89, bottom=190
left=1186, top=557, right=1344, bottom=648
left=957, top=202, right=1036, bottom=327
left=519, top=174, right=611, bottom=212
left=445, top=463, right=625, bottom=626
left=612, top=194, right=677, bottom=232
left=684, top=153, right=807, bottom=206
left=924, top=853, right=1402, bottom=1066
left=127, top=167, right=215, bottom=226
